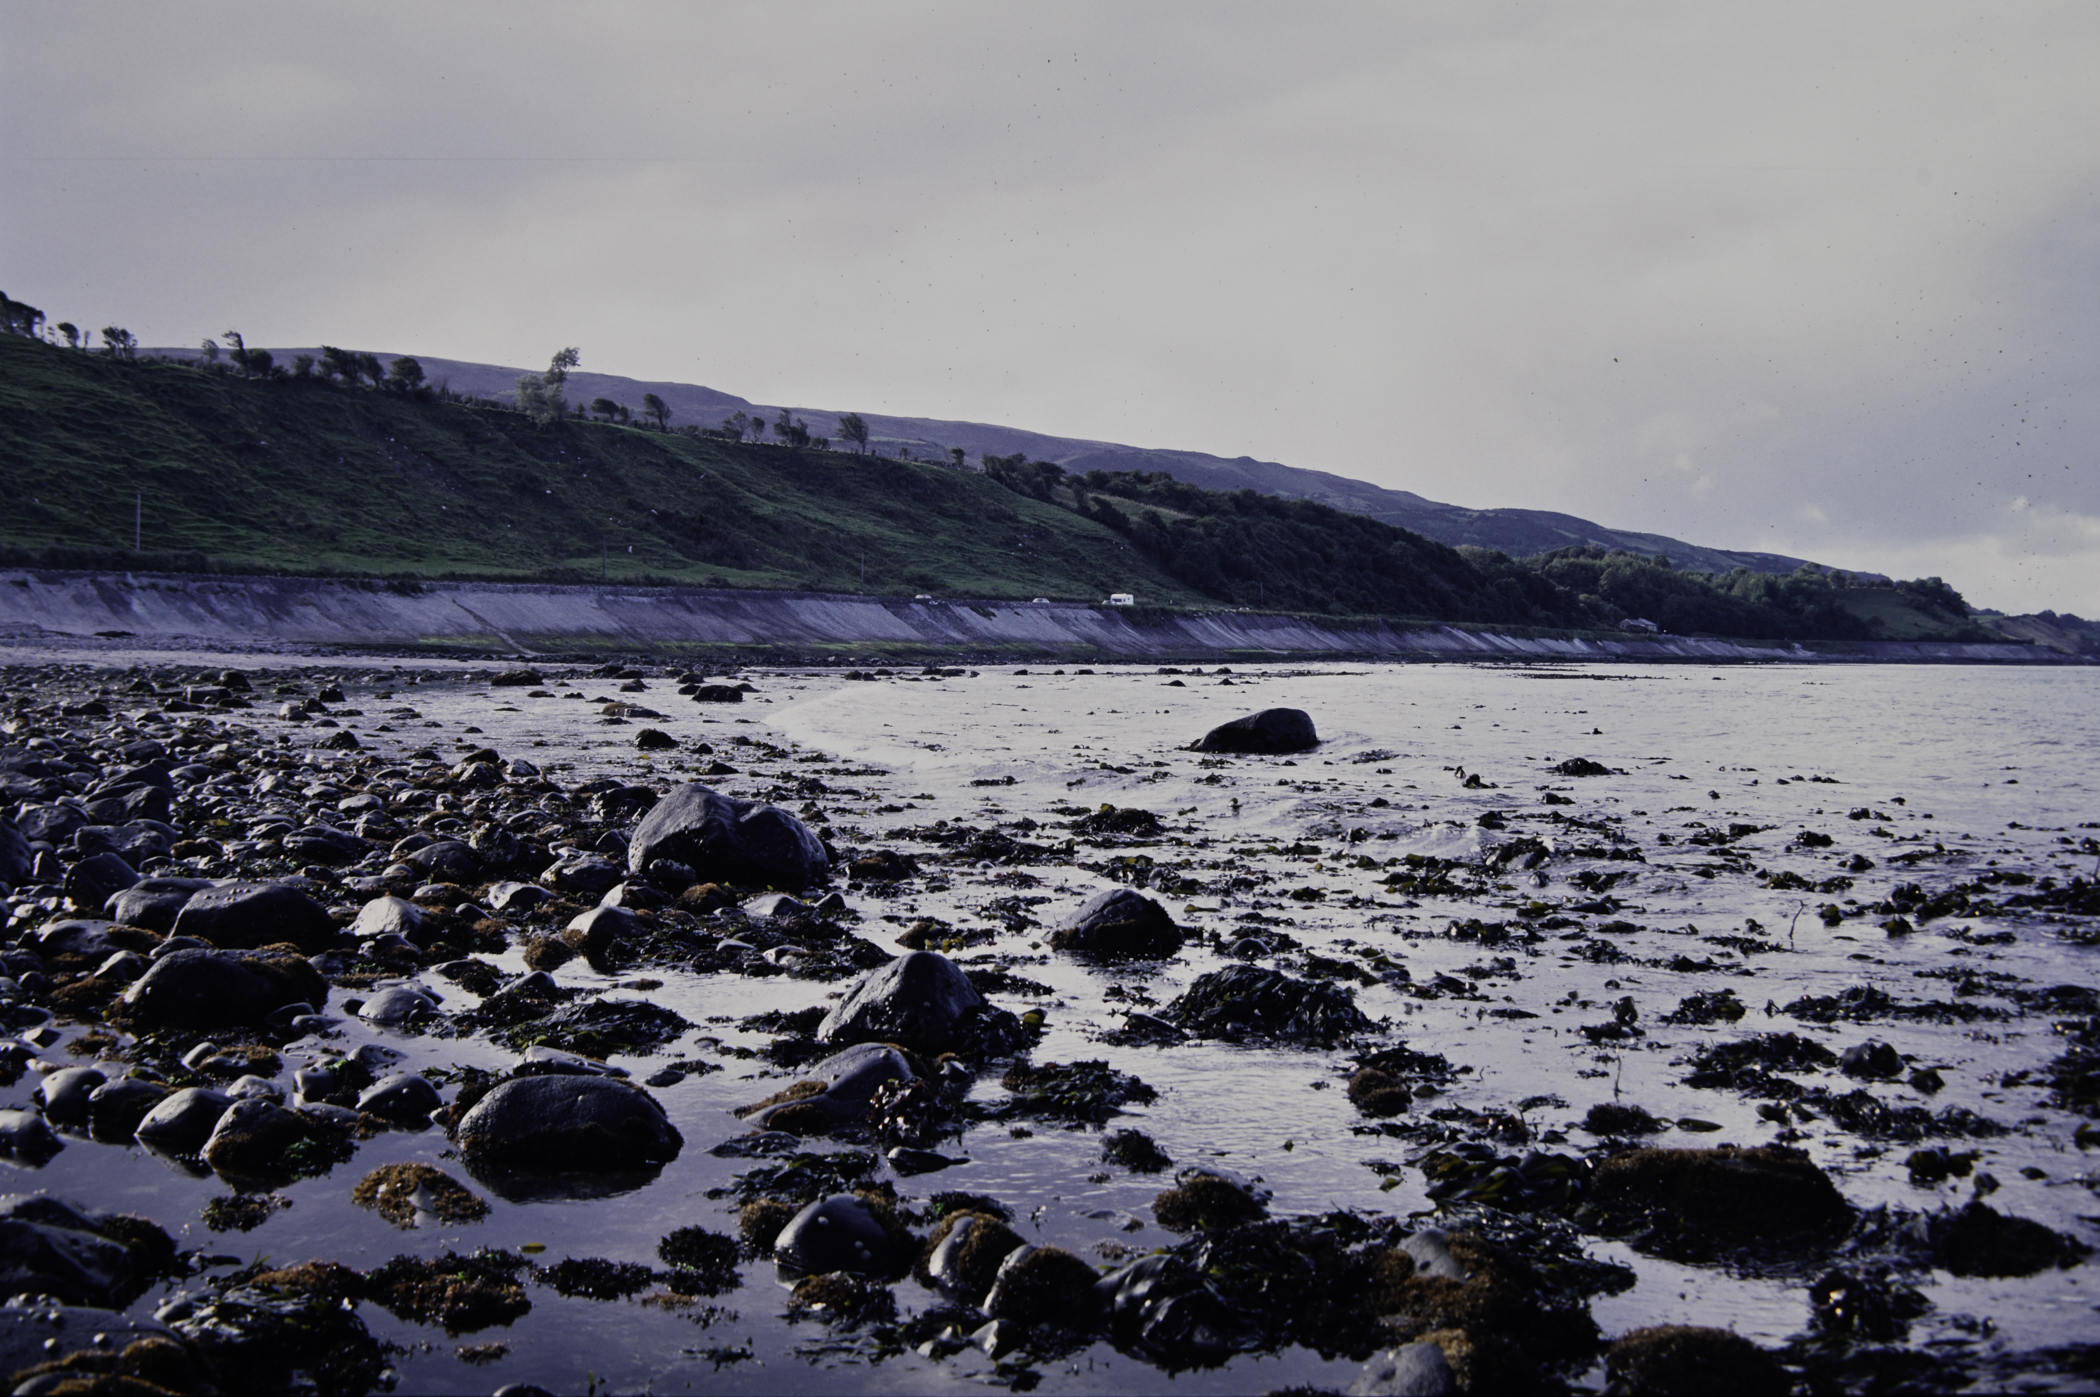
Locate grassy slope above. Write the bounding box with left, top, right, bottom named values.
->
left=0, top=335, right=1198, bottom=602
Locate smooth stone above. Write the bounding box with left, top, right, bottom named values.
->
left=774, top=1194, right=903, bottom=1277
left=1401, top=1227, right=1466, bottom=1280
left=121, top=949, right=328, bottom=1032
left=816, top=951, right=989, bottom=1054
left=1192, top=707, right=1319, bottom=754
left=171, top=881, right=337, bottom=954
left=85, top=1078, right=169, bottom=1136
left=626, top=783, right=829, bottom=891
left=454, top=1075, right=681, bottom=1171
left=357, top=1072, right=442, bottom=1120
left=351, top=896, right=424, bottom=942
left=103, top=877, right=211, bottom=934
left=358, top=987, right=440, bottom=1026
left=64, top=852, right=139, bottom=911
left=33, top=1067, right=107, bottom=1125
left=1049, top=888, right=1183, bottom=959
left=0, top=1111, right=61, bottom=1165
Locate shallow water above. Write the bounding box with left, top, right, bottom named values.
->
left=7, top=654, right=2097, bottom=1393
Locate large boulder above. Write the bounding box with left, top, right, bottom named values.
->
left=627, top=783, right=829, bottom=891
left=171, top=882, right=337, bottom=954
left=0, top=1194, right=164, bottom=1308
left=134, top=1088, right=234, bottom=1155
left=0, top=818, right=29, bottom=888
left=64, top=851, right=139, bottom=911
left=1192, top=708, right=1318, bottom=755
left=1050, top=889, right=1183, bottom=959
left=119, top=949, right=327, bottom=1032
left=817, top=951, right=1025, bottom=1057
left=406, top=839, right=481, bottom=884
left=454, top=1075, right=682, bottom=1173
left=105, top=877, right=213, bottom=934
left=774, top=1194, right=908, bottom=1278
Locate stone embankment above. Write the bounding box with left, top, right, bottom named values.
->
left=0, top=569, right=2073, bottom=662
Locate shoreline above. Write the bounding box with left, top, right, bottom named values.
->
left=1, top=569, right=2080, bottom=665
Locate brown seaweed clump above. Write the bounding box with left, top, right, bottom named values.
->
left=1588, top=1145, right=1853, bottom=1258
left=1607, top=1324, right=1792, bottom=1397
left=1347, top=1067, right=1414, bottom=1117
left=1152, top=1175, right=1267, bottom=1233
left=351, top=1163, right=490, bottom=1229
left=364, top=1249, right=532, bottom=1334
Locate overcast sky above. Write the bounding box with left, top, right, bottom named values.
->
left=6, top=3, right=2096, bottom=612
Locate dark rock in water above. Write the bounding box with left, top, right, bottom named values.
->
left=1096, top=1252, right=1250, bottom=1367
left=1349, top=1068, right=1415, bottom=1118
left=1165, top=964, right=1373, bottom=1044
left=1050, top=888, right=1183, bottom=959
left=0, top=818, right=29, bottom=887
left=105, top=877, right=212, bottom=934
left=1839, top=1039, right=1904, bottom=1080
left=1152, top=1172, right=1268, bottom=1233
left=633, top=727, right=677, bottom=751
left=201, top=1100, right=344, bottom=1183
left=171, top=882, right=337, bottom=954
left=499, top=998, right=691, bottom=1058
left=690, top=684, right=744, bottom=703
left=774, top=1194, right=907, bottom=1277
left=454, top=1075, right=682, bottom=1172
left=134, top=1088, right=233, bottom=1155
left=998, top=1060, right=1158, bottom=1125
left=490, top=668, right=543, bottom=687
left=1193, top=708, right=1318, bottom=754
left=1551, top=757, right=1616, bottom=778
left=120, top=949, right=328, bottom=1031
left=628, top=782, right=829, bottom=891
left=563, top=905, right=638, bottom=959
left=0, top=1303, right=192, bottom=1390
left=1102, top=1128, right=1173, bottom=1173
left=34, top=1066, right=108, bottom=1124
left=65, top=850, right=139, bottom=910
left=985, top=1244, right=1102, bottom=1327
left=358, top=1073, right=442, bottom=1121
left=749, top=1043, right=914, bottom=1134
left=541, top=853, right=625, bottom=898
left=172, top=1275, right=393, bottom=1396
left=0, top=1194, right=168, bottom=1307
left=924, top=1213, right=1027, bottom=1304
left=1921, top=1201, right=2090, bottom=1277
left=86, top=1078, right=169, bottom=1138
left=0, top=1110, right=62, bottom=1165
left=351, top=895, right=423, bottom=942
left=1583, top=1102, right=1665, bottom=1136
left=1606, top=1325, right=1790, bottom=1397
left=817, top=951, right=1025, bottom=1056
left=406, top=839, right=481, bottom=884
left=1589, top=1145, right=1854, bottom=1258
left=358, top=986, right=441, bottom=1026
left=282, top=824, right=366, bottom=866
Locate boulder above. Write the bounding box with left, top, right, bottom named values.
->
left=171, top=882, right=337, bottom=954
left=73, top=823, right=171, bottom=865
left=87, top=1078, right=170, bottom=1139
left=64, top=851, right=139, bottom=911
left=1590, top=1145, right=1854, bottom=1256
left=774, top=1194, right=907, bottom=1277
left=351, top=896, right=424, bottom=942
left=817, top=951, right=1024, bottom=1056
left=0, top=1110, right=62, bottom=1165
left=134, top=1088, right=233, bottom=1155
left=542, top=853, right=626, bottom=898
left=406, top=839, right=481, bottom=883
left=201, top=1100, right=317, bottom=1180
left=357, top=1072, right=442, bottom=1121
left=454, top=1075, right=682, bottom=1172
left=282, top=824, right=367, bottom=866
left=627, top=783, right=829, bottom=891
left=358, top=986, right=441, bottom=1026
left=563, top=905, right=639, bottom=959
left=1606, top=1325, right=1790, bottom=1397
left=0, top=818, right=29, bottom=888
left=751, top=1043, right=914, bottom=1133
left=104, top=877, right=212, bottom=934
left=119, top=949, right=328, bottom=1032
left=1192, top=708, right=1318, bottom=755
left=14, top=806, right=83, bottom=848
left=37, top=919, right=153, bottom=960
left=1839, top=1039, right=1904, bottom=1080
left=1049, top=888, right=1183, bottom=959
left=0, top=1195, right=151, bottom=1307
left=34, top=1067, right=107, bottom=1125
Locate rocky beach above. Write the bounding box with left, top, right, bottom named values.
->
left=0, top=649, right=2093, bottom=1395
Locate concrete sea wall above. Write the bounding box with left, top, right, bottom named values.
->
left=0, top=570, right=2073, bottom=663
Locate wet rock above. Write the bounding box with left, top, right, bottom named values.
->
left=746, top=1042, right=914, bottom=1134
left=0, top=1109, right=63, bottom=1165
left=64, top=850, right=139, bottom=910
left=1839, top=1039, right=1904, bottom=1080
left=358, top=985, right=441, bottom=1026
left=0, top=817, right=30, bottom=887
left=488, top=880, right=552, bottom=914
left=498, top=997, right=691, bottom=1058
left=1349, top=1067, right=1415, bottom=1117
left=1605, top=1325, right=1790, bottom=1397
left=997, top=1059, right=1158, bottom=1125
left=1583, top=1102, right=1666, bottom=1136
left=1921, top=1200, right=2090, bottom=1277
left=1095, top=1252, right=1251, bottom=1367
left=171, top=881, right=338, bottom=954
left=542, top=852, right=625, bottom=898
left=202, top=1100, right=352, bottom=1185
left=173, top=1273, right=393, bottom=1396
left=351, top=895, right=423, bottom=942
left=86, top=1077, right=169, bottom=1138
left=562, top=904, right=638, bottom=959
left=33, top=1066, right=107, bottom=1125
left=627, top=782, right=830, bottom=891
left=283, top=823, right=367, bottom=866
left=984, top=1243, right=1101, bottom=1327
left=817, top=951, right=1025, bottom=1057
left=104, top=876, right=212, bottom=934
left=407, top=838, right=481, bottom=883
left=1164, top=964, right=1373, bottom=1045
left=1193, top=708, right=1319, bottom=754
left=357, top=1072, right=442, bottom=1121
left=1349, top=1341, right=1457, bottom=1396
left=133, top=1087, right=233, bottom=1155
left=0, top=1306, right=198, bottom=1395
left=352, top=1162, right=490, bottom=1229
left=0, top=1195, right=164, bottom=1307
left=454, top=1074, right=682, bottom=1172
left=1049, top=888, right=1184, bottom=959
left=774, top=1194, right=909, bottom=1278
left=1588, top=1145, right=1854, bottom=1259
left=925, top=1212, right=1028, bottom=1303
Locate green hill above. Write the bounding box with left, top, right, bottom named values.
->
left=0, top=332, right=1996, bottom=643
